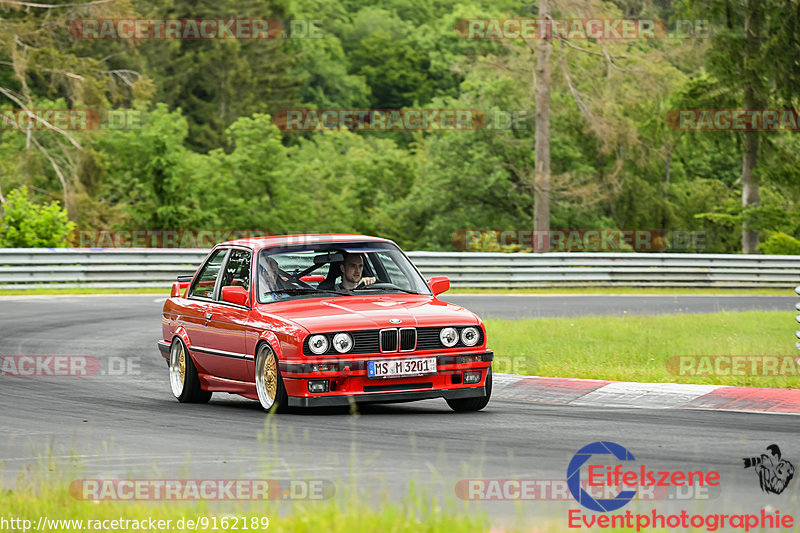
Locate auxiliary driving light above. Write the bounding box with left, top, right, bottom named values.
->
left=308, top=334, right=329, bottom=354
left=308, top=380, right=330, bottom=393
left=463, top=371, right=482, bottom=384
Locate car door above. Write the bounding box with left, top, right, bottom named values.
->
left=182, top=247, right=227, bottom=345
left=183, top=248, right=228, bottom=376
left=201, top=248, right=252, bottom=381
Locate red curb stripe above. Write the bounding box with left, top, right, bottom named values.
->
left=498, top=376, right=614, bottom=404
left=681, top=386, right=800, bottom=413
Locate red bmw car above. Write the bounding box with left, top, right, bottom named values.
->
left=158, top=234, right=493, bottom=412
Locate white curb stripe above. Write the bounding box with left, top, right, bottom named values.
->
left=570, top=382, right=724, bottom=409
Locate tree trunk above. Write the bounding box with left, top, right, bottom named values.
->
left=741, top=126, right=759, bottom=253
left=741, top=0, right=761, bottom=253
left=534, top=0, right=552, bottom=250
left=662, top=146, right=671, bottom=229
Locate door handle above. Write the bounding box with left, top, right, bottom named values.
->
left=205, top=312, right=212, bottom=320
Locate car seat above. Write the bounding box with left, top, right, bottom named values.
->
left=317, top=261, right=342, bottom=290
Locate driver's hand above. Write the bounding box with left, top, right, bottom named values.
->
left=361, top=276, right=377, bottom=286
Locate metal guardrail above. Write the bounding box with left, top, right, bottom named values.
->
left=0, top=248, right=798, bottom=289
left=0, top=249, right=208, bottom=289
left=410, top=251, right=800, bottom=288
left=796, top=285, right=800, bottom=351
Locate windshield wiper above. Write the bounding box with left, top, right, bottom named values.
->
left=266, top=287, right=352, bottom=296
left=356, top=285, right=420, bottom=294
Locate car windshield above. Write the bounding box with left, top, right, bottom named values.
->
left=256, top=241, right=431, bottom=304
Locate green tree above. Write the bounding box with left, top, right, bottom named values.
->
left=200, top=113, right=292, bottom=232
left=685, top=0, right=800, bottom=252
left=349, top=30, right=435, bottom=109
left=272, top=130, right=417, bottom=236
left=96, top=104, right=215, bottom=229
left=0, top=0, right=151, bottom=216
left=0, top=187, right=75, bottom=247
left=136, top=0, right=302, bottom=152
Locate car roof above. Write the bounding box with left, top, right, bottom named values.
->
left=220, top=234, right=392, bottom=249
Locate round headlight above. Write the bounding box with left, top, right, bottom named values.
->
left=308, top=334, right=329, bottom=355
left=461, top=327, right=480, bottom=347
left=332, top=333, right=353, bottom=353
left=440, top=327, right=458, bottom=347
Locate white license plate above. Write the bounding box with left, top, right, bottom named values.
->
left=367, top=357, right=437, bottom=378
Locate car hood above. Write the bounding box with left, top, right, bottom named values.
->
left=257, top=294, right=479, bottom=332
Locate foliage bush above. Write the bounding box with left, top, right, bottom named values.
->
left=757, top=232, right=800, bottom=255
left=0, top=187, right=75, bottom=247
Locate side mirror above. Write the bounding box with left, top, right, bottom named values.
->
left=221, top=285, right=250, bottom=307
left=428, top=276, right=450, bottom=296
left=170, top=282, right=181, bottom=298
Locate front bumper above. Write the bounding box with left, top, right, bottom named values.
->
left=287, top=385, right=486, bottom=407
left=280, top=351, right=493, bottom=375
left=282, top=350, right=492, bottom=406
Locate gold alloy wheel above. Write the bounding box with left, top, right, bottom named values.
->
left=169, top=340, right=187, bottom=398
left=256, top=344, right=279, bottom=410
left=264, top=350, right=277, bottom=399
left=179, top=348, right=186, bottom=383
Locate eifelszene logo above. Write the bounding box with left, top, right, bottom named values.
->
left=567, top=441, right=721, bottom=512
left=568, top=441, right=637, bottom=512
left=743, top=444, right=795, bottom=495
left=565, top=441, right=797, bottom=530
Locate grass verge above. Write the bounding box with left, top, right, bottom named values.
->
left=1, top=463, right=495, bottom=533
left=0, top=486, right=491, bottom=533
left=485, top=311, right=799, bottom=388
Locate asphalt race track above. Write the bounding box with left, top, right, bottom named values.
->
left=1, top=294, right=799, bottom=530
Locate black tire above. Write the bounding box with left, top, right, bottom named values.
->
left=255, top=342, right=289, bottom=413
left=168, top=338, right=212, bottom=404
left=446, top=368, right=492, bottom=412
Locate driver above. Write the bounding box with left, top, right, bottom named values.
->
left=337, top=252, right=376, bottom=291
left=259, top=254, right=285, bottom=298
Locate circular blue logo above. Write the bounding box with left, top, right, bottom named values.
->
left=567, top=441, right=637, bottom=512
